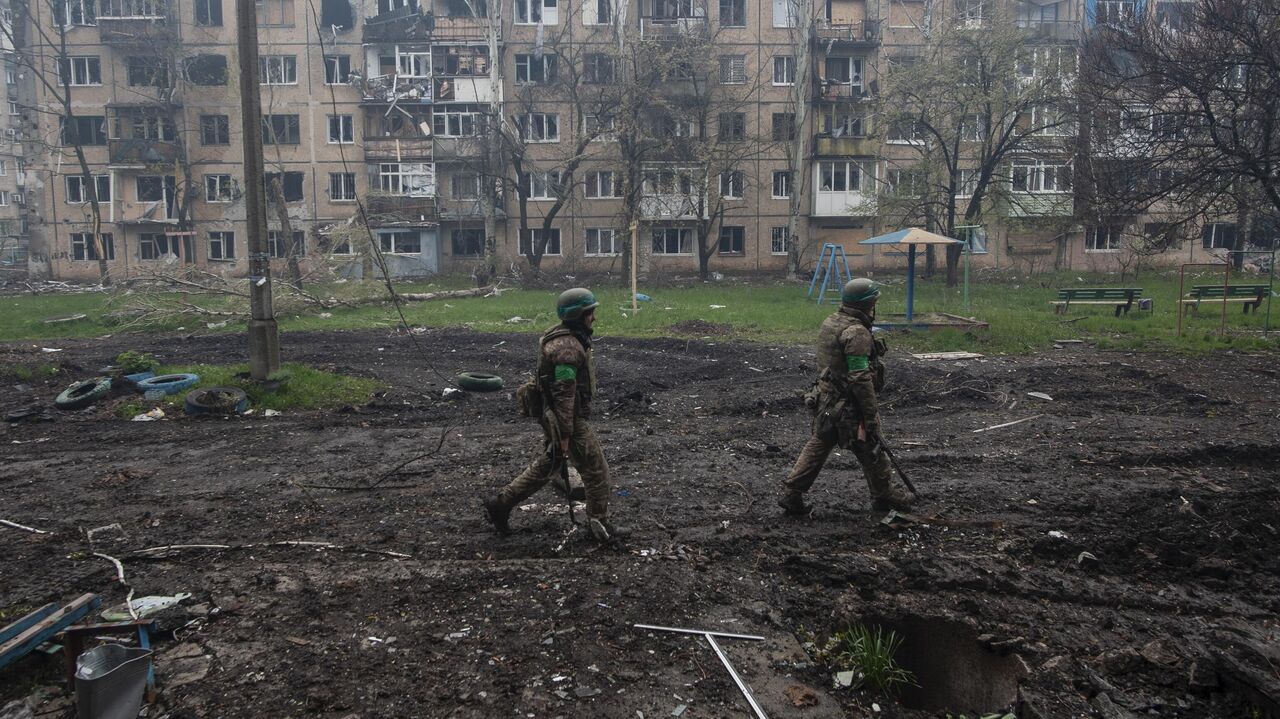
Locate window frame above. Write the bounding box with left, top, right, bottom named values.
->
left=585, top=170, right=618, bottom=199
left=267, top=229, right=306, bottom=258
left=61, top=56, right=102, bottom=86
left=450, top=227, right=485, bottom=257
left=515, top=53, right=558, bottom=84
left=1084, top=225, right=1122, bottom=252
left=208, top=230, right=236, bottom=260
left=262, top=114, right=302, bottom=145
left=324, top=55, right=352, bottom=84
left=204, top=173, right=234, bottom=203
left=70, top=232, right=115, bottom=261
left=584, top=227, right=620, bottom=256
left=377, top=229, right=422, bottom=255
left=327, top=114, right=355, bottom=144
left=65, top=174, right=111, bottom=204
left=771, top=170, right=792, bottom=199
left=717, top=112, right=746, bottom=142
left=200, top=114, right=231, bottom=146
left=718, top=225, right=745, bottom=255
left=770, top=226, right=789, bottom=255
left=718, top=55, right=747, bottom=85
left=719, top=170, right=744, bottom=199
left=259, top=55, right=298, bottom=85
left=377, top=162, right=435, bottom=197
left=519, top=227, right=562, bottom=256
left=516, top=113, right=560, bottom=143
left=651, top=227, right=693, bottom=255
left=772, top=55, right=795, bottom=85
left=329, top=172, right=357, bottom=201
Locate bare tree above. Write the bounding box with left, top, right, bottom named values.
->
left=1079, top=0, right=1280, bottom=263
left=873, top=7, right=1079, bottom=285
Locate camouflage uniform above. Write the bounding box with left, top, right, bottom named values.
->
left=498, top=323, right=612, bottom=520
left=781, top=305, right=910, bottom=510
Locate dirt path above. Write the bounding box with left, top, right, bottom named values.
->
left=2, top=328, right=1278, bottom=718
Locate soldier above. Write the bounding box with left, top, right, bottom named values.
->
left=484, top=288, right=630, bottom=542
left=778, top=278, right=915, bottom=516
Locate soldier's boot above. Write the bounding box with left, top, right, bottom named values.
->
left=777, top=492, right=812, bottom=516
left=587, top=517, right=631, bottom=543
left=865, top=458, right=913, bottom=512
left=484, top=495, right=513, bottom=535
left=870, top=486, right=915, bottom=512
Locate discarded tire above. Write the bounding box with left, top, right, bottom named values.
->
left=457, top=371, right=504, bottom=392
left=54, top=377, right=112, bottom=410
left=135, top=373, right=199, bottom=396
left=184, top=387, right=249, bottom=416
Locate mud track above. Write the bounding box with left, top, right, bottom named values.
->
left=2, top=328, right=1278, bottom=718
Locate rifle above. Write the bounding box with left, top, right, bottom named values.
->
left=867, top=428, right=918, bottom=497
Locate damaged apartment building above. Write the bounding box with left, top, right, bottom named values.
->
left=14, top=0, right=1244, bottom=281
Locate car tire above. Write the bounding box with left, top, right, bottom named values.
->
left=54, top=377, right=112, bottom=410
left=457, top=371, right=504, bottom=392
left=184, top=387, right=249, bottom=416
left=136, top=373, right=200, bottom=396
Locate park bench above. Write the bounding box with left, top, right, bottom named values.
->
left=1181, top=284, right=1269, bottom=314
left=1051, top=287, right=1147, bottom=316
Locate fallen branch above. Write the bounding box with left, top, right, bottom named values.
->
left=973, top=414, right=1046, bottom=433
left=130, top=541, right=411, bottom=560
left=94, top=552, right=138, bottom=620
left=396, top=286, right=495, bottom=303
left=1, top=518, right=50, bottom=534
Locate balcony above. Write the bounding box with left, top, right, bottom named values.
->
left=108, top=138, right=182, bottom=167
left=359, top=74, right=432, bottom=104
left=814, top=135, right=877, bottom=157
left=432, top=136, right=484, bottom=162
left=362, top=7, right=433, bottom=42
left=813, top=19, right=880, bottom=45
left=639, top=194, right=706, bottom=220
left=366, top=194, right=438, bottom=226
left=437, top=199, right=505, bottom=220
left=1003, top=192, right=1074, bottom=218
left=639, top=16, right=709, bottom=39
left=433, top=15, right=498, bottom=41
left=98, top=17, right=175, bottom=46
left=815, top=81, right=869, bottom=102
left=813, top=190, right=876, bottom=217
left=364, top=136, right=433, bottom=161
left=1017, top=20, right=1081, bottom=42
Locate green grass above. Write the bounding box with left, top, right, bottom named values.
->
left=812, top=624, right=917, bottom=696
left=3, top=271, right=1278, bottom=354
left=123, top=362, right=382, bottom=416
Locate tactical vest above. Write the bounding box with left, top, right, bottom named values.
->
left=536, top=325, right=596, bottom=404
left=815, top=309, right=883, bottom=392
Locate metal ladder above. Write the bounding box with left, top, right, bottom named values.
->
left=806, top=243, right=852, bottom=304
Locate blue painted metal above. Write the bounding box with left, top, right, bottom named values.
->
left=906, top=244, right=917, bottom=321
left=136, top=624, right=156, bottom=696
left=808, top=243, right=852, bottom=304
left=0, top=594, right=101, bottom=672
left=0, top=604, right=58, bottom=646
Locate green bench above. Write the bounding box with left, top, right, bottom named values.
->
left=1051, top=287, right=1147, bottom=316
left=1181, top=284, right=1269, bottom=314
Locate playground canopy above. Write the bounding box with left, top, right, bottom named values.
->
left=860, top=229, right=962, bottom=321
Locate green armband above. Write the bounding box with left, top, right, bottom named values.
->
left=554, top=364, right=578, bottom=381
left=847, top=355, right=869, bottom=371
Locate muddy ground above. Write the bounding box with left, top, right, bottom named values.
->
left=1, top=326, right=1278, bottom=718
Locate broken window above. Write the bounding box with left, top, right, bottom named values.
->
left=200, top=115, right=230, bottom=145
left=719, top=170, right=744, bottom=198
left=651, top=227, right=692, bottom=255
left=139, top=232, right=179, bottom=260
left=717, top=112, right=745, bottom=142
left=319, top=0, right=353, bottom=28
left=823, top=57, right=863, bottom=87
left=194, top=0, right=222, bottom=24
left=396, top=49, right=432, bottom=78
left=264, top=172, right=306, bottom=202
left=70, top=233, right=114, bottom=261
left=327, top=115, right=354, bottom=143
left=378, top=163, right=435, bottom=197
left=55, top=0, right=97, bottom=25
left=584, top=54, right=614, bottom=83
left=185, top=55, right=228, bottom=85
left=520, top=228, right=561, bottom=255
left=515, top=54, right=557, bottom=84
left=324, top=55, right=351, bottom=84
left=718, top=226, right=745, bottom=254
left=431, top=46, right=489, bottom=76
left=378, top=230, right=421, bottom=254
left=207, top=231, right=236, bottom=260
left=257, top=0, right=295, bottom=26
left=97, top=0, right=166, bottom=18
left=127, top=57, right=170, bottom=87
left=122, top=113, right=176, bottom=141
left=771, top=112, right=795, bottom=141
left=61, top=116, right=107, bottom=146
left=515, top=0, right=556, bottom=24
left=259, top=56, right=297, bottom=84
left=432, top=105, right=484, bottom=137
left=66, top=175, right=112, bottom=203
left=515, top=113, right=559, bottom=142
left=204, top=174, right=234, bottom=202
left=268, top=230, right=305, bottom=258
left=262, top=115, right=301, bottom=144
left=368, top=109, right=430, bottom=137
left=135, top=176, right=176, bottom=217
left=377, top=0, right=415, bottom=13
left=451, top=228, right=485, bottom=256
left=1085, top=226, right=1122, bottom=252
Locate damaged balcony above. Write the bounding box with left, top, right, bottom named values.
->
left=96, top=0, right=175, bottom=45
left=358, top=74, right=432, bottom=104
left=432, top=136, right=484, bottom=162
left=814, top=135, right=877, bottom=157
left=813, top=18, right=880, bottom=46
left=363, top=5, right=433, bottom=42
left=437, top=199, right=505, bottom=220
left=109, top=138, right=182, bottom=167
left=364, top=137, right=433, bottom=161
left=365, top=194, right=439, bottom=226
left=639, top=15, right=709, bottom=39
left=432, top=15, right=497, bottom=41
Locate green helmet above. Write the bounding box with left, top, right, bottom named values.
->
left=842, top=278, right=881, bottom=305
left=557, top=287, right=600, bottom=321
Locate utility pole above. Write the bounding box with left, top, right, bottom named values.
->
left=236, top=0, right=280, bottom=379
